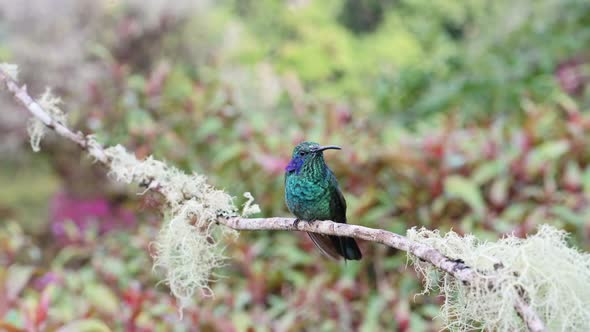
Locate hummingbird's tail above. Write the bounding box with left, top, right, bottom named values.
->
left=307, top=233, right=362, bottom=260
left=333, top=236, right=362, bottom=261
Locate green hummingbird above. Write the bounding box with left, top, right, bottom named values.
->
left=284, top=141, right=362, bottom=260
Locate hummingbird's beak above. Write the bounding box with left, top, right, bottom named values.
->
left=316, top=145, right=341, bottom=152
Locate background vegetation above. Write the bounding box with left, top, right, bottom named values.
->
left=1, top=0, right=590, bottom=330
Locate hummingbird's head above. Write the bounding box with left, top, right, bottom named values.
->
left=285, top=141, right=341, bottom=174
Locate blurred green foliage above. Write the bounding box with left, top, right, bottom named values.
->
left=1, top=0, right=590, bottom=331
left=229, top=0, right=590, bottom=123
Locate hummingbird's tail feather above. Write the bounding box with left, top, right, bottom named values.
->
left=307, top=232, right=362, bottom=260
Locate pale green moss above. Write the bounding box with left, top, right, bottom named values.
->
left=241, top=192, right=261, bottom=216
left=27, top=88, right=65, bottom=152
left=407, top=225, right=590, bottom=331
left=104, top=145, right=246, bottom=313
left=152, top=204, right=226, bottom=315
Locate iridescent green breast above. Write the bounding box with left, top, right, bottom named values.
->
left=285, top=173, right=332, bottom=221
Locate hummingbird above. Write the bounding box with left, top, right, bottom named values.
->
left=284, top=141, right=362, bottom=260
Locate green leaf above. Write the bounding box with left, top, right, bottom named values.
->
left=526, top=140, right=569, bottom=173
left=472, top=160, right=506, bottom=184
left=410, top=312, right=427, bottom=332
left=582, top=166, right=590, bottom=199
left=501, top=202, right=529, bottom=220
left=212, top=143, right=242, bottom=167
left=360, top=295, right=387, bottom=332
left=126, top=109, right=155, bottom=133
left=56, top=319, right=111, bottom=332
left=195, top=118, right=223, bottom=141
left=83, top=284, right=119, bottom=314
left=489, top=177, right=509, bottom=206
left=420, top=304, right=440, bottom=318
left=5, top=265, right=35, bottom=301
left=127, top=74, right=146, bottom=91
left=163, top=68, right=194, bottom=102
left=266, top=295, right=288, bottom=319
left=444, top=175, right=486, bottom=217
left=551, top=206, right=585, bottom=227
left=400, top=275, right=420, bottom=298
left=231, top=312, right=255, bottom=332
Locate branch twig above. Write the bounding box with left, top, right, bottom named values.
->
left=0, top=67, right=548, bottom=332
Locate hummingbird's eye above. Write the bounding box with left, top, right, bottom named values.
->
left=299, top=151, right=306, bottom=156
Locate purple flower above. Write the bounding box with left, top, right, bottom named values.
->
left=50, top=191, right=136, bottom=244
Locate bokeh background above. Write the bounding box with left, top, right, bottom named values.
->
left=1, top=0, right=590, bottom=331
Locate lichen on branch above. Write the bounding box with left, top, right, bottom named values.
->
left=0, top=63, right=18, bottom=81
left=104, top=145, right=245, bottom=312
left=28, top=88, right=65, bottom=152
left=408, top=225, right=590, bottom=331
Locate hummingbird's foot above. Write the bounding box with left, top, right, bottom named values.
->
left=293, top=218, right=301, bottom=229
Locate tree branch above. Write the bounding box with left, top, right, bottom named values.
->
left=219, top=217, right=547, bottom=332
left=0, top=66, right=548, bottom=332
left=0, top=69, right=108, bottom=164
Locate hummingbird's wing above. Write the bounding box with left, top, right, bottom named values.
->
left=307, top=233, right=341, bottom=260
left=328, top=173, right=363, bottom=260
left=328, top=172, right=347, bottom=224
left=305, top=174, right=358, bottom=261
left=305, top=172, right=348, bottom=260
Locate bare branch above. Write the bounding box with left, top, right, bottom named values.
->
left=219, top=217, right=478, bottom=280
left=0, top=66, right=548, bottom=332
